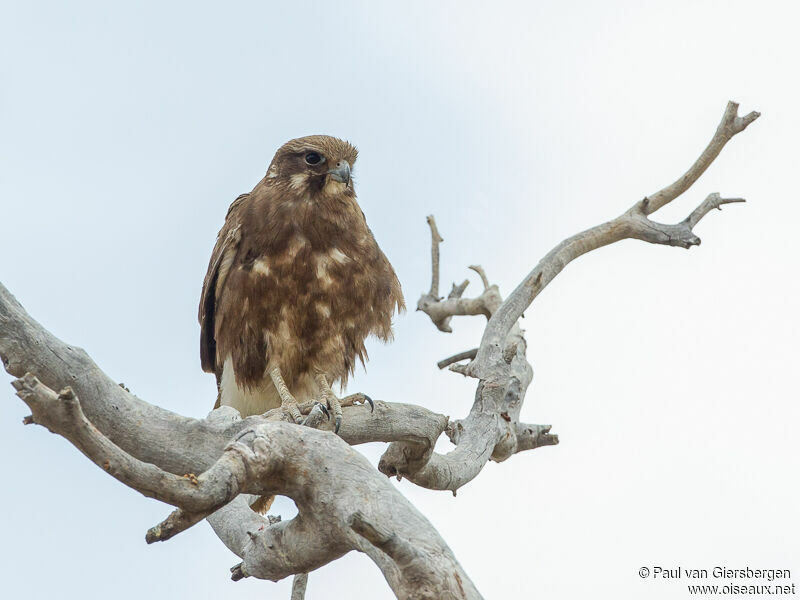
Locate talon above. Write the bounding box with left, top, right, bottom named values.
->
left=315, top=374, right=343, bottom=435
left=318, top=402, right=330, bottom=420
left=363, top=394, right=374, bottom=413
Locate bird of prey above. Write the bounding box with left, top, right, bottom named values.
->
left=199, top=135, right=404, bottom=434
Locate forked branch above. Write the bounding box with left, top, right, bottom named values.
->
left=393, top=101, right=758, bottom=493
left=474, top=101, right=759, bottom=374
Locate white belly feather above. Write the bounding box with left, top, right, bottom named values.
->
left=219, top=357, right=315, bottom=417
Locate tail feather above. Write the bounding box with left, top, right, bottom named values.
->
left=250, top=494, right=275, bottom=514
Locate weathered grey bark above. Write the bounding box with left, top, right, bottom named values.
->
left=0, top=101, right=758, bottom=599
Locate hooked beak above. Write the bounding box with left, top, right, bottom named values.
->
left=327, top=160, right=351, bottom=185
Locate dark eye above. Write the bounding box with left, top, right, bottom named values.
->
left=304, top=152, right=323, bottom=165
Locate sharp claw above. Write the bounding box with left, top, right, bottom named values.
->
left=334, top=415, right=342, bottom=434
left=318, top=402, right=330, bottom=420
left=363, top=394, right=374, bottom=413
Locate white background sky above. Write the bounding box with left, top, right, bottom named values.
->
left=1, top=1, right=798, bottom=598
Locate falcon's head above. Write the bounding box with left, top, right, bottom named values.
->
left=265, top=135, right=359, bottom=198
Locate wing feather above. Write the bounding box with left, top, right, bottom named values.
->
left=198, top=194, right=248, bottom=374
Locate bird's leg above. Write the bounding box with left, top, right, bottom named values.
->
left=315, top=374, right=345, bottom=434
left=269, top=366, right=303, bottom=423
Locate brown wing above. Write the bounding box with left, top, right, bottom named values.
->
left=198, top=194, right=248, bottom=375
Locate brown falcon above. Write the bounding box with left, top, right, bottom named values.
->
left=199, top=135, right=404, bottom=433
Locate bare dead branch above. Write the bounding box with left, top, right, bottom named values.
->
left=468, top=265, right=490, bottom=290
left=645, top=101, right=760, bottom=215
left=426, top=215, right=444, bottom=298
left=418, top=217, right=502, bottom=333
left=448, top=279, right=470, bottom=299
left=437, top=348, right=478, bottom=370
left=473, top=101, right=759, bottom=376
left=146, top=507, right=209, bottom=543
left=11, top=373, right=247, bottom=513
left=0, top=283, right=228, bottom=476
left=385, top=101, right=757, bottom=494
left=0, top=282, right=479, bottom=596
left=2, top=331, right=479, bottom=598
left=291, top=574, right=309, bottom=599
left=684, top=193, right=746, bottom=230
left=203, top=430, right=480, bottom=598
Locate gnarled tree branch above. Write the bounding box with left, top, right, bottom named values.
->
left=474, top=101, right=759, bottom=375
left=0, top=281, right=475, bottom=597
left=391, top=101, right=758, bottom=493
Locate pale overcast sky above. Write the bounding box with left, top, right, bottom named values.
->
left=1, top=1, right=798, bottom=598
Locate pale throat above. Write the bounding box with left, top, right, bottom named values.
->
left=322, top=178, right=349, bottom=195
left=288, top=172, right=349, bottom=197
